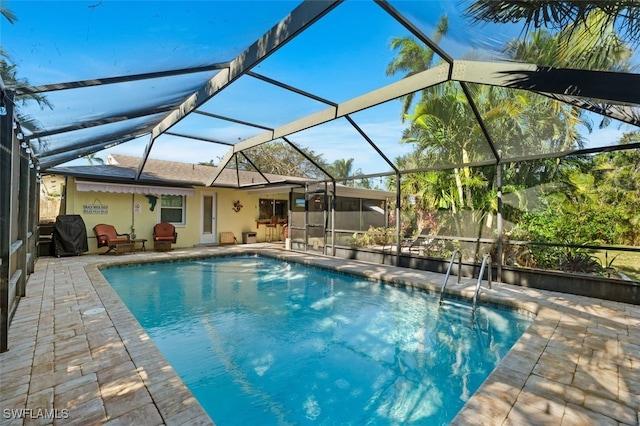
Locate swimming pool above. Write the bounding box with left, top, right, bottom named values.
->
left=102, top=255, right=531, bottom=425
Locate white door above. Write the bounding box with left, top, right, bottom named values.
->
left=201, top=193, right=217, bottom=244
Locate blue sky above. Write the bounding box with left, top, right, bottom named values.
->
left=3, top=1, right=637, bottom=174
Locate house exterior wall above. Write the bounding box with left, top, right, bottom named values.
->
left=64, top=178, right=289, bottom=253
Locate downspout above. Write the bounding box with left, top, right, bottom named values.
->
left=131, top=193, right=136, bottom=238
left=395, top=172, right=401, bottom=266
left=330, top=181, right=336, bottom=257
left=304, top=183, right=309, bottom=252
left=496, top=162, right=503, bottom=283
left=323, top=181, right=328, bottom=255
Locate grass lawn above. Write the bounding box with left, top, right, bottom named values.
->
left=592, top=250, right=640, bottom=281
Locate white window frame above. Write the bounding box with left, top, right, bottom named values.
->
left=159, top=195, right=186, bottom=225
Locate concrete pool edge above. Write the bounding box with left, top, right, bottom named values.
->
left=86, top=261, right=213, bottom=426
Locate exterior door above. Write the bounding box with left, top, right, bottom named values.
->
left=306, top=190, right=327, bottom=254
left=201, top=193, right=217, bottom=244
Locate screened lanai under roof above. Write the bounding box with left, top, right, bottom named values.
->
left=2, top=0, right=639, bottom=186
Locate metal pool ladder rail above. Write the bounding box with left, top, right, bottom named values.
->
left=471, top=254, right=492, bottom=316
left=439, top=252, right=493, bottom=314
left=439, top=250, right=462, bottom=304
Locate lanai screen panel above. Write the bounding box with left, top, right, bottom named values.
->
left=233, top=158, right=270, bottom=187
left=286, top=117, right=396, bottom=177
left=167, top=113, right=264, bottom=147
left=3, top=1, right=299, bottom=85
left=466, top=83, right=637, bottom=161
left=4, top=0, right=308, bottom=169
left=498, top=152, right=637, bottom=250
left=48, top=134, right=151, bottom=169
left=403, top=0, right=638, bottom=73
left=18, top=73, right=216, bottom=138
left=238, top=139, right=328, bottom=181
left=580, top=113, right=640, bottom=152
left=148, top=134, right=232, bottom=167
left=196, top=74, right=333, bottom=130
left=219, top=152, right=270, bottom=187
left=347, top=100, right=414, bottom=172
left=254, top=0, right=423, bottom=104
left=396, top=81, right=497, bottom=169
left=33, top=113, right=168, bottom=167
left=386, top=0, right=551, bottom=63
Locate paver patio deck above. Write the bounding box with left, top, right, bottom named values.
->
left=1, top=244, right=639, bottom=425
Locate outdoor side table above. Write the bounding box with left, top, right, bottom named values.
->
left=131, top=238, right=147, bottom=252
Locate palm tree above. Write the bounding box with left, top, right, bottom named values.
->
left=1, top=3, right=52, bottom=132
left=502, top=23, right=633, bottom=72
left=402, top=82, right=495, bottom=210
left=0, top=1, right=17, bottom=24
left=555, top=9, right=634, bottom=72
left=326, top=158, right=373, bottom=188
left=591, top=131, right=640, bottom=244
left=464, top=1, right=640, bottom=48
left=385, top=15, right=449, bottom=119
left=84, top=153, right=105, bottom=165
left=328, top=158, right=355, bottom=185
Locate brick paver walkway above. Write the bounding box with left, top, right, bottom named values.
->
left=1, top=245, right=639, bottom=425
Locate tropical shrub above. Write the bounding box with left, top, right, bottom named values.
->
left=352, top=226, right=396, bottom=247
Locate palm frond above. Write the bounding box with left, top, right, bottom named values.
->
left=464, top=1, right=640, bottom=46
left=1, top=3, right=17, bottom=24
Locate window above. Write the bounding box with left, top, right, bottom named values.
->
left=293, top=196, right=305, bottom=210
left=160, top=195, right=185, bottom=225
left=259, top=198, right=288, bottom=220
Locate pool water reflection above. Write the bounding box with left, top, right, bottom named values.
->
left=102, top=255, right=531, bottom=425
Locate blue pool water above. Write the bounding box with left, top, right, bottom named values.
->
left=102, top=255, right=531, bottom=425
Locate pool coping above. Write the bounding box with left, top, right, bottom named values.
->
left=1, top=244, right=639, bottom=425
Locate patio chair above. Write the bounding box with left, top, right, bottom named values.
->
left=403, top=228, right=434, bottom=253
left=92, top=224, right=132, bottom=255
left=153, top=222, right=177, bottom=251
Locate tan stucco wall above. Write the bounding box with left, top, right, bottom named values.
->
left=65, top=178, right=288, bottom=253
left=217, top=190, right=289, bottom=243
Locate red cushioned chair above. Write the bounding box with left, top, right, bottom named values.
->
left=92, top=224, right=131, bottom=255
left=153, top=222, right=177, bottom=251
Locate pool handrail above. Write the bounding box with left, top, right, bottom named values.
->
left=472, top=254, right=492, bottom=316
left=439, top=250, right=462, bottom=304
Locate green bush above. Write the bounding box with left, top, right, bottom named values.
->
left=352, top=226, right=396, bottom=247
left=512, top=202, right=624, bottom=246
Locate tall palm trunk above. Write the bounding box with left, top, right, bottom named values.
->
left=461, top=148, right=473, bottom=209
left=454, top=167, right=465, bottom=208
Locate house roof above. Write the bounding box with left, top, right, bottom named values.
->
left=48, top=154, right=394, bottom=199
left=48, top=154, right=313, bottom=189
